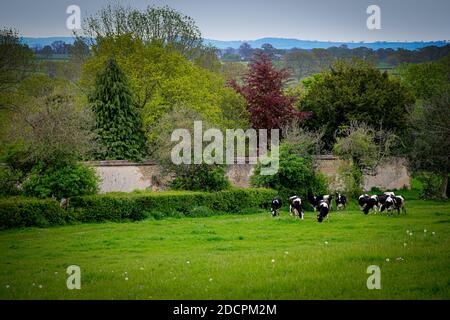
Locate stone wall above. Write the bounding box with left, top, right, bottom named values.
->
left=88, top=157, right=411, bottom=194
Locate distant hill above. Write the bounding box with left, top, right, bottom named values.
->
left=205, top=38, right=449, bottom=50
left=21, top=36, right=449, bottom=51
left=21, top=37, right=76, bottom=48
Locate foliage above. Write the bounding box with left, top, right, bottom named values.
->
left=336, top=160, right=363, bottom=198
left=171, top=165, right=230, bottom=192
left=1, top=76, right=97, bottom=168
left=22, top=162, right=98, bottom=199
left=251, top=143, right=328, bottom=199
left=89, top=57, right=146, bottom=161
left=83, top=4, right=202, bottom=58
left=406, top=90, right=450, bottom=198
left=0, top=28, right=34, bottom=96
left=69, top=188, right=277, bottom=223
left=0, top=166, right=23, bottom=196
left=221, top=61, right=248, bottom=82
left=398, top=56, right=450, bottom=100
left=0, top=188, right=276, bottom=230
left=230, top=52, right=309, bottom=130
left=81, top=35, right=246, bottom=142
left=300, top=59, right=414, bottom=148
left=415, top=172, right=445, bottom=199
left=151, top=109, right=232, bottom=192
left=281, top=120, right=324, bottom=156
left=333, top=122, right=399, bottom=194
left=0, top=197, right=66, bottom=229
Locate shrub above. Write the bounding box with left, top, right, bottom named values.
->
left=0, top=188, right=276, bottom=229
left=250, top=144, right=327, bottom=199
left=337, top=161, right=363, bottom=198
left=0, top=197, right=66, bottom=229
left=171, top=165, right=230, bottom=192
left=0, top=166, right=23, bottom=196
left=415, top=171, right=444, bottom=199
left=70, top=188, right=276, bottom=223
left=187, top=206, right=215, bottom=217
left=23, top=162, right=99, bottom=199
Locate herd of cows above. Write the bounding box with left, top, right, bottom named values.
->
left=270, top=192, right=406, bottom=223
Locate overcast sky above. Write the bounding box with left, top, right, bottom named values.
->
left=1, top=0, right=449, bottom=41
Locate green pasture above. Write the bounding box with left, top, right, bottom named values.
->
left=0, top=199, right=449, bottom=299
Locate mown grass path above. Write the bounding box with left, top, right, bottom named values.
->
left=0, top=200, right=449, bottom=299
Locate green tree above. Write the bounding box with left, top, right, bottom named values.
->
left=333, top=122, right=400, bottom=195
left=152, top=109, right=230, bottom=192
left=0, top=28, right=34, bottom=105
left=251, top=143, right=328, bottom=199
left=407, top=90, right=450, bottom=198
left=81, top=34, right=248, bottom=151
left=90, top=57, right=145, bottom=161
left=398, top=56, right=450, bottom=101
left=1, top=77, right=99, bottom=198
left=300, top=60, right=414, bottom=148
left=83, top=4, right=202, bottom=58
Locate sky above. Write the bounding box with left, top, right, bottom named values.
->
left=0, top=0, right=449, bottom=42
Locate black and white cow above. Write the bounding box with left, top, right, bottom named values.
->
left=271, top=196, right=282, bottom=217
left=317, top=200, right=330, bottom=223
left=289, top=195, right=304, bottom=219
left=361, top=195, right=380, bottom=215
left=308, top=193, right=333, bottom=211
left=380, top=195, right=406, bottom=214
left=358, top=194, right=370, bottom=209
left=335, top=193, right=347, bottom=210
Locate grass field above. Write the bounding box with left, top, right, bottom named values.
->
left=0, top=199, right=449, bottom=299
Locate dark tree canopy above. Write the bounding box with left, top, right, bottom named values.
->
left=89, top=57, right=146, bottom=161
left=0, top=28, right=34, bottom=93
left=300, top=60, right=415, bottom=147
left=407, top=90, right=450, bottom=198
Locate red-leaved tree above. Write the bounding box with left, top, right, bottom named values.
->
left=229, top=52, right=309, bottom=130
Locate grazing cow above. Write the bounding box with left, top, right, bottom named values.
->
left=271, top=196, right=282, bottom=217
left=317, top=200, right=330, bottom=223
left=358, top=194, right=370, bottom=209
left=289, top=195, right=304, bottom=219
left=381, top=195, right=406, bottom=214
left=384, top=191, right=396, bottom=197
left=308, top=193, right=333, bottom=211
left=335, top=193, right=347, bottom=210
left=375, top=194, right=390, bottom=210
left=362, top=195, right=380, bottom=215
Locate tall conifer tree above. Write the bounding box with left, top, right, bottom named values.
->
left=90, top=57, right=145, bottom=161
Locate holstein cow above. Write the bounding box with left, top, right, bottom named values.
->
left=289, top=195, right=304, bottom=219
left=361, top=195, right=380, bottom=215
left=308, top=192, right=333, bottom=212
left=335, top=193, right=347, bottom=210
left=381, top=195, right=406, bottom=214
left=317, top=200, right=330, bottom=223
left=373, top=193, right=394, bottom=212
left=358, top=194, right=379, bottom=214
left=271, top=196, right=282, bottom=217
left=358, top=194, right=370, bottom=210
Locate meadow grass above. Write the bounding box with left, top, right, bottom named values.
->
left=0, top=199, right=449, bottom=299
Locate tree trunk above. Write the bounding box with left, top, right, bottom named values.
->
left=441, top=172, right=448, bottom=199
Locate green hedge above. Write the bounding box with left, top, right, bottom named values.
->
left=0, top=188, right=277, bottom=229
left=0, top=197, right=67, bottom=229
left=70, top=188, right=277, bottom=222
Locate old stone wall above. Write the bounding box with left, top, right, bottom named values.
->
left=88, top=157, right=411, bottom=194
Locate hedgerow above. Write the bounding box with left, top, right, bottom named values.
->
left=0, top=188, right=277, bottom=229
left=0, top=197, right=67, bottom=229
